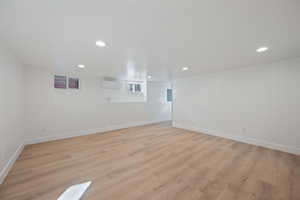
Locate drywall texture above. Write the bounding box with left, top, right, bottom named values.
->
left=173, top=58, right=300, bottom=154
left=0, top=46, right=24, bottom=182
left=24, top=67, right=172, bottom=143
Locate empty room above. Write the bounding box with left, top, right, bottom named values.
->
left=0, top=0, right=300, bottom=199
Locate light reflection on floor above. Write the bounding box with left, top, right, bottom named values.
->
left=57, top=181, right=91, bottom=200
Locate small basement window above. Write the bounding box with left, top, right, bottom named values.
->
left=128, top=83, right=142, bottom=93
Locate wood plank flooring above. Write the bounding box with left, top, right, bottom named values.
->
left=0, top=122, right=299, bottom=200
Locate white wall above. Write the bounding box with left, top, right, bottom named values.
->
left=24, top=67, right=172, bottom=144
left=0, top=46, right=24, bottom=183
left=173, top=58, right=300, bottom=155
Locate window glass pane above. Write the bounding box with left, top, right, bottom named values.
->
left=128, top=84, right=134, bottom=92
left=54, top=75, right=67, bottom=89
left=167, top=89, right=173, bottom=102
left=135, top=84, right=141, bottom=92
left=69, top=77, right=79, bottom=89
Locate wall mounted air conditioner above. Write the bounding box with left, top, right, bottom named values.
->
left=101, top=76, right=122, bottom=89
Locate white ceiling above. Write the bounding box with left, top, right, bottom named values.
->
left=1, top=0, right=300, bottom=81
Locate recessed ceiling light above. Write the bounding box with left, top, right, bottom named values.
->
left=182, top=67, right=189, bottom=71
left=77, top=64, right=85, bottom=68
left=147, top=75, right=152, bottom=79
left=256, top=46, right=268, bottom=53
left=96, top=40, right=106, bottom=47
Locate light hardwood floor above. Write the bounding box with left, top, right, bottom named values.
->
left=0, top=122, right=299, bottom=200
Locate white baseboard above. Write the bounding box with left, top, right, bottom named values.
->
left=173, top=121, right=300, bottom=155
left=0, top=120, right=169, bottom=184
left=26, top=120, right=168, bottom=145
left=0, top=143, right=25, bottom=184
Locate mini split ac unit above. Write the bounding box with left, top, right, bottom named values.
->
left=101, top=76, right=121, bottom=89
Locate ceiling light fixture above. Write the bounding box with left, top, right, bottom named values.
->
left=147, top=75, right=152, bottom=79
left=96, top=40, right=106, bottom=47
left=77, top=64, right=85, bottom=68
left=256, top=46, right=268, bottom=53
left=182, top=67, right=189, bottom=71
